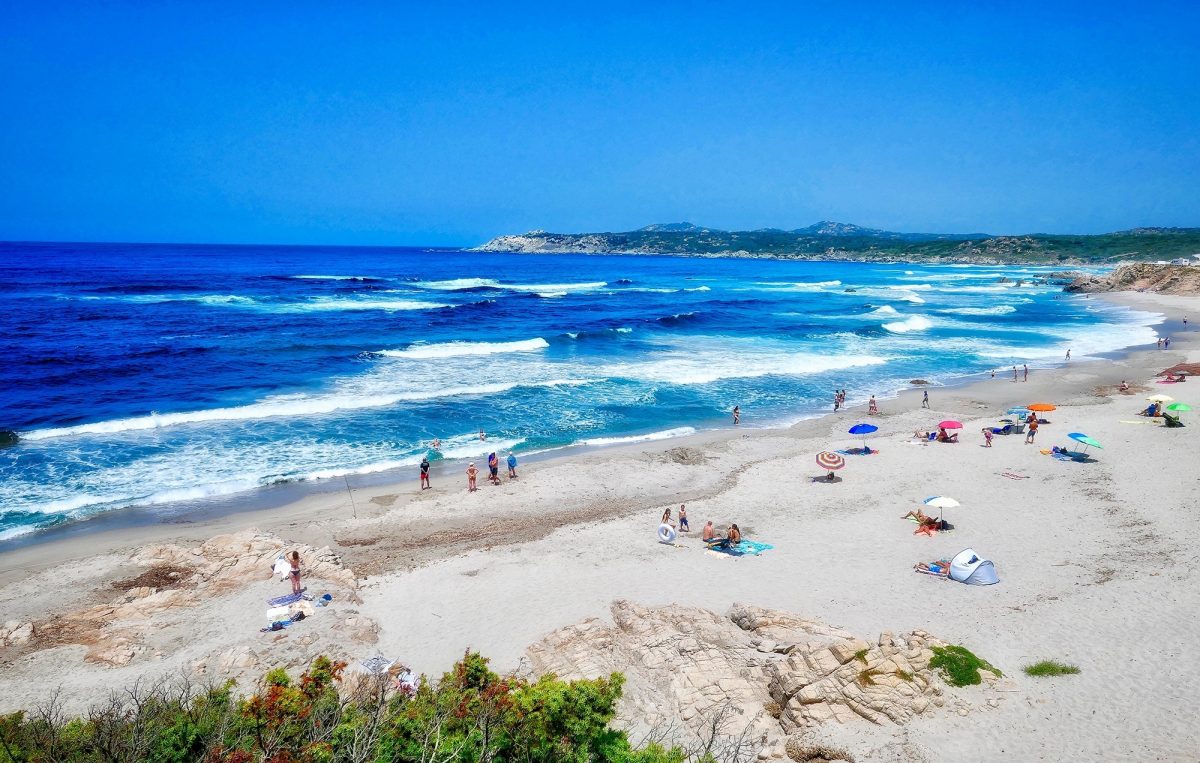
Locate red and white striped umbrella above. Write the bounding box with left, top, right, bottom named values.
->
left=815, top=451, right=846, bottom=471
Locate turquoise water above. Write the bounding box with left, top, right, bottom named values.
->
left=0, top=243, right=1161, bottom=540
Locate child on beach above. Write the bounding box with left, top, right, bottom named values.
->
left=982, top=427, right=993, bottom=447
left=678, top=504, right=689, bottom=532
left=661, top=507, right=672, bottom=524
left=466, top=462, right=478, bottom=492
left=289, top=551, right=302, bottom=595
left=1024, top=420, right=1039, bottom=444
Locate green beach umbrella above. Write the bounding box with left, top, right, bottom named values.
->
left=1166, top=403, right=1191, bottom=412
left=1067, top=432, right=1103, bottom=453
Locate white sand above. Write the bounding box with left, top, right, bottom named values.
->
left=1, top=292, right=1197, bottom=761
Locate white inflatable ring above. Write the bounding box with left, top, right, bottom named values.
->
left=657, top=523, right=677, bottom=544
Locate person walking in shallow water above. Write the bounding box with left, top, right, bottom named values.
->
left=732, top=405, right=740, bottom=425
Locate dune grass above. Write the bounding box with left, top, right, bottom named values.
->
left=929, top=645, right=1001, bottom=687
left=1024, top=660, right=1080, bottom=677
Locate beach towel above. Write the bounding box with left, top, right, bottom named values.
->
left=836, top=448, right=877, bottom=456
left=266, top=589, right=306, bottom=607
left=707, top=540, right=774, bottom=557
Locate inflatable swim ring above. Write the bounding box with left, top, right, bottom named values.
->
left=657, top=523, right=677, bottom=544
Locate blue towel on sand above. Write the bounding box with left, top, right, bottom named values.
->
left=266, top=590, right=306, bottom=607
left=836, top=448, right=875, bottom=456
left=709, top=540, right=774, bottom=557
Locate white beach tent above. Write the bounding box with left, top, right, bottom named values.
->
left=949, top=548, right=999, bottom=585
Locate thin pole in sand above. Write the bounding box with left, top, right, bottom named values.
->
left=344, top=475, right=358, bottom=519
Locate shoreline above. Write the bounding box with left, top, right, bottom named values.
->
left=1, top=290, right=1197, bottom=760
left=1, top=291, right=1191, bottom=579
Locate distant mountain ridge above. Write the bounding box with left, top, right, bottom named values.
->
left=476, top=221, right=1200, bottom=264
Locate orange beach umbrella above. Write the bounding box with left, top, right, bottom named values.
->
left=1027, top=403, right=1056, bottom=412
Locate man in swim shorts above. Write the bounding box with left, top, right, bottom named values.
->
left=420, top=456, right=431, bottom=489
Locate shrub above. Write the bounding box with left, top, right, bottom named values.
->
left=1023, top=660, right=1080, bottom=677
left=928, top=645, right=1001, bottom=687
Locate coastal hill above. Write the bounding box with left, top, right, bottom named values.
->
left=476, top=222, right=1200, bottom=265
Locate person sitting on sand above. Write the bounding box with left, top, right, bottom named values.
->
left=936, top=427, right=958, bottom=443
left=1119, top=380, right=1129, bottom=392
left=702, top=520, right=715, bottom=541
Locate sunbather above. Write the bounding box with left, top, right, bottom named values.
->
left=936, top=427, right=958, bottom=443
left=914, top=560, right=951, bottom=577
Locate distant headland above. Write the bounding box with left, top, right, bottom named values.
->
left=476, top=221, right=1200, bottom=265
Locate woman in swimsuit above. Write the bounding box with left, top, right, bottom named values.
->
left=466, top=463, right=478, bottom=492
left=289, top=551, right=302, bottom=595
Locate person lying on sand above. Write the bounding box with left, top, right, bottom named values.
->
left=901, top=508, right=936, bottom=524
left=914, top=560, right=951, bottom=577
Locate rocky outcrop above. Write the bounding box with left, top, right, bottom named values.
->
left=20, top=530, right=360, bottom=668
left=524, top=601, right=985, bottom=758
left=1066, top=263, right=1200, bottom=295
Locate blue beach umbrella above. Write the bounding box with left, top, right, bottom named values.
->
left=848, top=423, right=878, bottom=451
left=1067, top=432, right=1103, bottom=454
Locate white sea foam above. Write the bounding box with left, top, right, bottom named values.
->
left=21, top=379, right=587, bottom=441
left=600, top=348, right=887, bottom=385
left=379, top=338, right=550, bottom=359
left=940, top=305, right=1018, bottom=316
left=581, top=427, right=697, bottom=447
left=414, top=278, right=606, bottom=294
left=288, top=298, right=449, bottom=312
left=867, top=305, right=900, bottom=316
left=882, top=315, right=934, bottom=333
left=290, top=275, right=380, bottom=281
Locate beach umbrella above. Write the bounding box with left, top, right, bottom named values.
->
left=923, top=495, right=960, bottom=521
left=938, top=420, right=963, bottom=430
left=1027, top=403, right=1056, bottom=412
left=1166, top=403, right=1191, bottom=412
left=1067, top=432, right=1103, bottom=454
left=815, top=451, right=846, bottom=471
left=1146, top=394, right=1174, bottom=403
left=847, top=423, right=878, bottom=451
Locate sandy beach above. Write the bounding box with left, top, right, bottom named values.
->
left=2, top=291, right=1197, bottom=761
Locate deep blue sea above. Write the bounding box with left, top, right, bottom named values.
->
left=0, top=242, right=1163, bottom=540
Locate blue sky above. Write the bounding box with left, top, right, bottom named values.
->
left=1, top=2, right=1198, bottom=245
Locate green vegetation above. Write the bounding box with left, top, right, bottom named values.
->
left=1023, top=660, right=1081, bottom=677
left=0, top=653, right=690, bottom=763
left=895, top=670, right=914, bottom=682
left=928, top=645, right=1001, bottom=687
left=482, top=225, right=1200, bottom=265
left=856, top=668, right=879, bottom=687
left=853, top=648, right=869, bottom=664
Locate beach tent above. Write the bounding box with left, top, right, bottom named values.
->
left=949, top=548, right=999, bottom=585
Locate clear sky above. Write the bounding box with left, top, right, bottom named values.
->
left=2, top=2, right=1198, bottom=246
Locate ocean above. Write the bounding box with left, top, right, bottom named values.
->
left=0, top=242, right=1162, bottom=541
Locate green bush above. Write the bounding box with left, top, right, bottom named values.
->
left=0, top=653, right=689, bottom=763
left=928, top=645, right=1001, bottom=687
left=1023, top=660, right=1080, bottom=677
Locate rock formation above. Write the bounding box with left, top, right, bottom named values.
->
left=525, top=601, right=986, bottom=759
left=1066, top=263, right=1200, bottom=295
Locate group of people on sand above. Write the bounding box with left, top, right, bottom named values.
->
left=660, top=504, right=742, bottom=549
left=832, top=390, right=881, bottom=415
left=417, top=430, right=519, bottom=492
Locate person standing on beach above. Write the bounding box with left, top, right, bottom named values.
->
left=1025, top=419, right=1039, bottom=444
left=868, top=395, right=879, bottom=415
left=466, top=462, right=478, bottom=492
left=420, top=456, right=431, bottom=490
left=732, top=405, right=740, bottom=425
left=1157, top=338, right=1163, bottom=349
left=833, top=392, right=840, bottom=412
left=982, top=427, right=993, bottom=448
left=661, top=506, right=672, bottom=524
left=921, top=390, right=929, bottom=408
left=289, top=551, right=302, bottom=595
left=1023, top=364, right=1028, bottom=382
left=1066, top=349, right=1071, bottom=360
left=678, top=504, right=689, bottom=532
left=991, top=369, right=996, bottom=379
left=487, top=452, right=500, bottom=484
left=1012, top=366, right=1018, bottom=382
left=507, top=451, right=517, bottom=478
